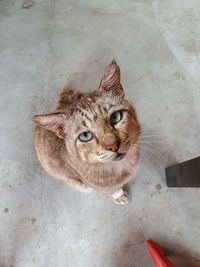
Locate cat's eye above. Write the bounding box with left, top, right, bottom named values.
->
left=78, top=131, right=93, bottom=142
left=110, top=111, right=122, bottom=126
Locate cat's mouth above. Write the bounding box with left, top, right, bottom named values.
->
left=114, top=152, right=125, bottom=161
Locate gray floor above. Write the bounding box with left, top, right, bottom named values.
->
left=1, top=0, right=200, bottom=266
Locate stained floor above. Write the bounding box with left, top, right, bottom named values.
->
left=1, top=0, right=200, bottom=266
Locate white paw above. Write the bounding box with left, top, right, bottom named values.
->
left=112, top=189, right=128, bottom=205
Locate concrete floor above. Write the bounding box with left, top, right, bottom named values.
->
left=1, top=0, right=200, bottom=266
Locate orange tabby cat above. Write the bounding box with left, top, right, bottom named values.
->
left=33, top=61, right=141, bottom=205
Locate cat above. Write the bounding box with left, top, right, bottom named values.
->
left=33, top=60, right=141, bottom=205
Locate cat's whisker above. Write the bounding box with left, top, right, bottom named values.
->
left=139, top=151, right=152, bottom=169
left=132, top=143, right=168, bottom=164
left=140, top=140, right=191, bottom=147
left=140, top=134, right=194, bottom=145
left=131, top=145, right=152, bottom=171
left=139, top=140, right=173, bottom=145
left=142, top=148, right=167, bottom=164
left=98, top=154, right=109, bottom=160
left=134, top=149, right=167, bottom=177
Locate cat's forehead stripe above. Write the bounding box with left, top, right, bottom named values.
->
left=103, top=107, right=108, bottom=113
left=83, top=112, right=93, bottom=122
left=81, top=120, right=87, bottom=127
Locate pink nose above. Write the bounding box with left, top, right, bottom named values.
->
left=106, top=141, right=120, bottom=152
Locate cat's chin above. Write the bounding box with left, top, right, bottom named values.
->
left=113, top=152, right=126, bottom=161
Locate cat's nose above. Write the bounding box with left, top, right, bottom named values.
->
left=106, top=141, right=120, bottom=152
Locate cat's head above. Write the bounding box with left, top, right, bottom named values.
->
left=33, top=61, right=141, bottom=164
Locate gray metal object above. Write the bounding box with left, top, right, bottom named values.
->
left=166, top=157, right=200, bottom=187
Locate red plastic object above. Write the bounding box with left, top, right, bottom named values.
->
left=147, top=240, right=176, bottom=267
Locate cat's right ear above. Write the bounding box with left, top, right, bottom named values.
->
left=33, top=113, right=67, bottom=139
left=98, top=60, right=124, bottom=97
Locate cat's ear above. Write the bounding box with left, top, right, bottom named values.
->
left=33, top=113, right=67, bottom=139
left=98, top=60, right=124, bottom=97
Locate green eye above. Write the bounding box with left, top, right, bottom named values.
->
left=110, top=111, right=122, bottom=126
left=78, top=131, right=93, bottom=142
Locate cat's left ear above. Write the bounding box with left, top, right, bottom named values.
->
left=33, top=113, right=67, bottom=139
left=98, top=60, right=124, bottom=97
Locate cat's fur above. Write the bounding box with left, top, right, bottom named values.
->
left=33, top=61, right=141, bottom=204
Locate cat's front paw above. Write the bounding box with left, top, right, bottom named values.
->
left=112, top=188, right=128, bottom=205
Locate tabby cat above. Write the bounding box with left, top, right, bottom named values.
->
left=33, top=61, right=141, bottom=205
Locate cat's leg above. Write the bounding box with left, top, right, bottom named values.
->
left=112, top=188, right=128, bottom=205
